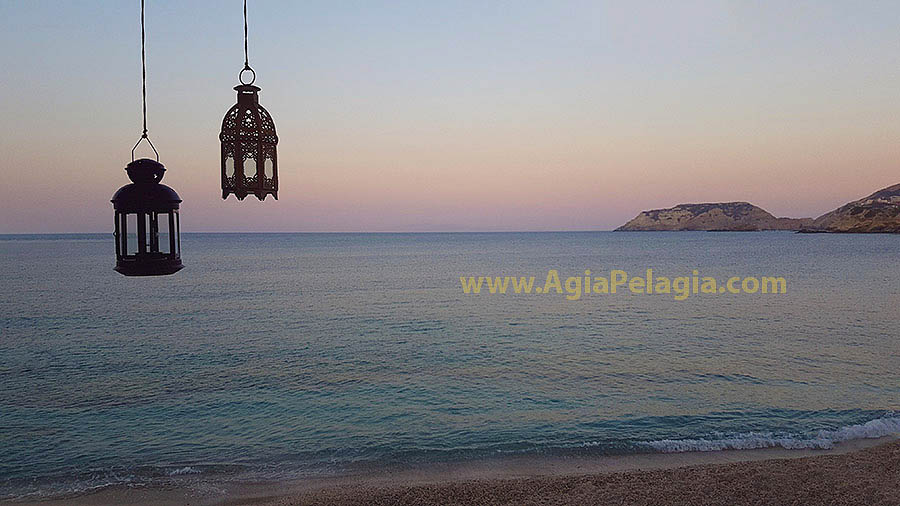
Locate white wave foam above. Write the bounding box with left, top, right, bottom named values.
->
left=640, top=414, right=900, bottom=453
left=167, top=466, right=201, bottom=476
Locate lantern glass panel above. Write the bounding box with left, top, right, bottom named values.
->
left=155, top=212, right=170, bottom=254
left=242, top=146, right=256, bottom=180
left=225, top=157, right=235, bottom=178
left=126, top=214, right=138, bottom=255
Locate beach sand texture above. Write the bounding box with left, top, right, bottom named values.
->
left=260, top=440, right=900, bottom=506
left=14, top=437, right=899, bottom=506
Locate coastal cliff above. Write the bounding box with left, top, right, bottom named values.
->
left=807, top=183, right=900, bottom=233
left=616, top=202, right=812, bottom=232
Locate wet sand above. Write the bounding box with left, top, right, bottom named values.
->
left=12, top=436, right=900, bottom=506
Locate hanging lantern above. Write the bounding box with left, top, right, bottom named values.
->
left=112, top=159, right=183, bottom=276
left=111, top=0, right=183, bottom=276
left=220, top=83, right=278, bottom=200
left=220, top=0, right=278, bottom=201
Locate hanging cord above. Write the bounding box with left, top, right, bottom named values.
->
left=239, top=0, right=256, bottom=85
left=132, top=0, right=159, bottom=161
left=244, top=0, right=249, bottom=67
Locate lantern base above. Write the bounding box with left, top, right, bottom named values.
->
left=223, top=189, right=278, bottom=201
left=115, top=256, right=184, bottom=276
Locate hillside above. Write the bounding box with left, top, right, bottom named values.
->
left=616, top=202, right=812, bottom=231
left=808, top=183, right=900, bottom=233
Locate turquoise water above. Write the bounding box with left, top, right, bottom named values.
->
left=1, top=232, right=899, bottom=499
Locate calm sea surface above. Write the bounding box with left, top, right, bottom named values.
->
left=1, top=232, right=899, bottom=498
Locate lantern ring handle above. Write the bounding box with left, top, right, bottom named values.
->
left=239, top=65, right=256, bottom=86
left=132, top=133, right=160, bottom=161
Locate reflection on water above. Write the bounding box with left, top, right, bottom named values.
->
left=0, top=232, right=899, bottom=497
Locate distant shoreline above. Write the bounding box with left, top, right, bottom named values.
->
left=616, top=183, right=900, bottom=233
left=0, top=229, right=887, bottom=237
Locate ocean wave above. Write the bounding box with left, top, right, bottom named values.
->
left=639, top=414, right=900, bottom=453
left=1, top=465, right=213, bottom=501
left=166, top=466, right=202, bottom=476
left=5, top=413, right=899, bottom=500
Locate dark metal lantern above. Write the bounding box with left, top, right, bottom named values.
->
left=111, top=158, right=183, bottom=276
left=220, top=84, right=278, bottom=200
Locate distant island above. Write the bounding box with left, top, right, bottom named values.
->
left=616, top=183, right=900, bottom=233
left=615, top=202, right=811, bottom=232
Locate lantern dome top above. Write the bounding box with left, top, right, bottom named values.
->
left=220, top=87, right=278, bottom=145
left=112, top=158, right=182, bottom=212
left=125, top=158, right=166, bottom=183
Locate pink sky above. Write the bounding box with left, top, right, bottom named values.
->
left=1, top=1, right=898, bottom=233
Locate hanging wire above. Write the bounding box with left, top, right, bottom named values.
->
left=239, top=0, right=256, bottom=85
left=244, top=0, right=249, bottom=67
left=132, top=0, right=159, bottom=161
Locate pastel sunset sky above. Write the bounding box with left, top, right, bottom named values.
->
left=1, top=1, right=899, bottom=233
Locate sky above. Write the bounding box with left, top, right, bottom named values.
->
left=1, top=0, right=899, bottom=233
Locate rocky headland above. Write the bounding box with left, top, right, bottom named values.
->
left=616, top=183, right=900, bottom=233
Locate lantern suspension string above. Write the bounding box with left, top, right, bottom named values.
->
left=240, top=0, right=256, bottom=85
left=244, top=0, right=249, bottom=68
left=132, top=0, right=159, bottom=161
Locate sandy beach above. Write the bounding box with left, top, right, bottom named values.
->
left=12, top=436, right=898, bottom=506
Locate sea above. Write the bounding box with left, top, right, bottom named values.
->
left=1, top=232, right=898, bottom=500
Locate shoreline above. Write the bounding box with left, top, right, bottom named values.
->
left=11, top=435, right=898, bottom=505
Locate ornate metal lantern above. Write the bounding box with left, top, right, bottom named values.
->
left=220, top=83, right=278, bottom=200
left=112, top=159, right=183, bottom=276
left=220, top=0, right=278, bottom=201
